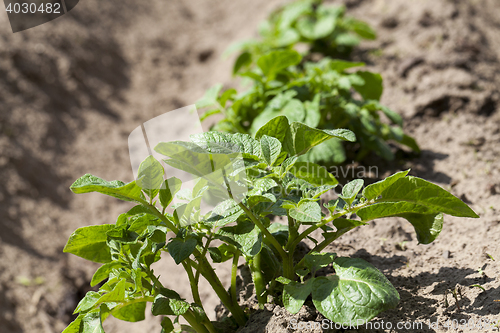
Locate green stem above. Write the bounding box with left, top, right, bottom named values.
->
left=139, top=176, right=247, bottom=328
left=285, top=213, right=298, bottom=251
left=231, top=251, right=240, bottom=305
left=289, top=200, right=373, bottom=252
left=289, top=212, right=343, bottom=251
left=183, top=310, right=211, bottom=333
left=238, top=202, right=287, bottom=260
left=195, top=233, right=214, bottom=286
left=294, top=233, right=338, bottom=271
left=293, top=203, right=374, bottom=271
left=182, top=261, right=203, bottom=306
left=181, top=264, right=218, bottom=333
left=282, top=214, right=298, bottom=280
left=195, top=253, right=247, bottom=327
left=182, top=260, right=223, bottom=333
left=250, top=253, right=266, bottom=308
left=145, top=266, right=163, bottom=292
left=263, top=277, right=277, bottom=300
left=142, top=200, right=179, bottom=234
left=282, top=252, right=295, bottom=280
left=313, top=233, right=339, bottom=254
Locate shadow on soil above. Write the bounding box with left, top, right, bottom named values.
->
left=0, top=287, right=22, bottom=333
left=0, top=14, right=130, bottom=257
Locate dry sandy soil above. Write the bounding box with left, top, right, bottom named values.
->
left=0, top=0, right=499, bottom=332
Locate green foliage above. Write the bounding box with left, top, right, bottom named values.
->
left=62, top=118, right=477, bottom=333
left=195, top=0, right=418, bottom=166
left=228, top=0, right=376, bottom=75
left=312, top=257, right=399, bottom=324
left=197, top=53, right=419, bottom=165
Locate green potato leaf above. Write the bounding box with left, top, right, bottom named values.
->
left=297, top=139, right=347, bottom=165
left=303, top=94, right=321, bottom=128
left=329, top=218, right=368, bottom=241
left=161, top=317, right=175, bottom=333
left=70, top=174, right=143, bottom=203
left=97, top=279, right=126, bottom=303
left=159, top=177, right=182, bottom=209
left=289, top=161, right=338, bottom=186
left=208, top=244, right=235, bottom=263
left=380, top=105, right=403, bottom=126
left=205, top=199, right=245, bottom=227
left=257, top=49, right=302, bottom=79
left=260, top=135, right=282, bottom=166
left=284, top=122, right=355, bottom=157
left=289, top=201, right=321, bottom=222
left=189, top=132, right=261, bottom=160
left=335, top=33, right=360, bottom=47
left=380, top=176, right=479, bottom=218
left=349, top=19, right=377, bottom=40
left=167, top=236, right=198, bottom=265
left=283, top=278, right=315, bottom=314
left=297, top=15, right=336, bottom=40
left=357, top=201, right=434, bottom=220
left=400, top=134, right=421, bottom=153
left=217, top=220, right=263, bottom=257
left=303, top=252, right=336, bottom=273
left=152, top=294, right=190, bottom=316
left=255, top=115, right=290, bottom=143
left=112, top=302, right=147, bottom=322
left=248, top=193, right=276, bottom=208
left=280, top=156, right=299, bottom=176
left=64, top=224, right=114, bottom=264
left=62, top=313, right=84, bottom=333
left=136, top=155, right=164, bottom=197
left=74, top=291, right=101, bottom=314
left=339, top=179, right=364, bottom=206
left=91, top=262, right=123, bottom=287
left=352, top=71, right=383, bottom=101
left=312, top=257, right=399, bottom=324
left=196, top=84, right=222, bottom=109
left=357, top=201, right=444, bottom=244
left=233, top=52, right=252, bottom=75
left=329, top=60, right=365, bottom=72
left=362, top=170, right=410, bottom=201
left=399, top=212, right=444, bottom=244
left=81, top=310, right=105, bottom=333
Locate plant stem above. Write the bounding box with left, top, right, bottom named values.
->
left=289, top=212, right=343, bottom=251
left=182, top=261, right=203, bottom=306
left=237, top=202, right=287, bottom=260
left=142, top=200, right=179, bottom=234
left=231, top=251, right=240, bottom=305
left=286, top=214, right=298, bottom=250
left=183, top=310, right=211, bottom=333
left=289, top=200, right=373, bottom=251
left=294, top=233, right=338, bottom=271
left=195, top=233, right=214, bottom=286
left=250, top=253, right=266, bottom=308
left=282, top=252, right=295, bottom=280
left=195, top=253, right=247, bottom=327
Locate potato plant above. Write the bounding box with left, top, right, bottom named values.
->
left=62, top=117, right=477, bottom=333
left=229, top=0, right=376, bottom=75
left=198, top=50, right=419, bottom=165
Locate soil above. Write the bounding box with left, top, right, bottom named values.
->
left=0, top=0, right=499, bottom=333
